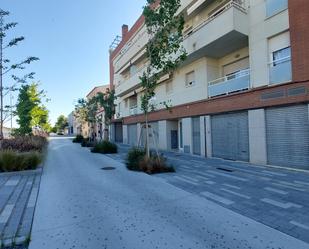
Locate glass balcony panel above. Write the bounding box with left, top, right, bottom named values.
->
left=266, top=0, right=288, bottom=17
left=208, top=70, right=250, bottom=97
left=269, top=57, right=292, bottom=85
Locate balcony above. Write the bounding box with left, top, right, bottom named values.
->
left=269, top=56, right=292, bottom=85
left=183, top=0, right=249, bottom=63
left=266, top=0, right=288, bottom=18
left=208, top=69, right=250, bottom=97
left=115, top=64, right=147, bottom=97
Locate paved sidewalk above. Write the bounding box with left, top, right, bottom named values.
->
left=0, top=169, right=41, bottom=247
left=29, top=138, right=309, bottom=249
left=107, top=144, right=309, bottom=244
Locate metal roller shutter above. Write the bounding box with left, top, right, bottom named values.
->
left=192, top=117, right=201, bottom=155
left=212, top=112, right=249, bottom=161
left=266, top=105, right=309, bottom=169
left=128, top=124, right=137, bottom=146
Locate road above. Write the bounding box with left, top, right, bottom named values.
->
left=29, top=137, right=309, bottom=249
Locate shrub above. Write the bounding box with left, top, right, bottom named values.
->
left=72, top=135, right=84, bottom=143
left=126, top=147, right=146, bottom=171
left=126, top=148, right=174, bottom=174
left=2, top=136, right=47, bottom=152
left=91, top=141, right=118, bottom=154
left=0, top=150, right=42, bottom=172
left=81, top=138, right=95, bottom=147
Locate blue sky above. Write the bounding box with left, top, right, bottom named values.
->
left=1, top=0, right=144, bottom=126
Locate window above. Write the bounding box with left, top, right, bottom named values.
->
left=272, top=47, right=291, bottom=66
left=125, top=99, right=128, bottom=108
left=185, top=71, right=195, bottom=87
left=129, top=65, right=137, bottom=76
left=266, top=0, right=288, bottom=18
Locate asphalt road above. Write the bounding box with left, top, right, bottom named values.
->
left=29, top=137, right=309, bottom=249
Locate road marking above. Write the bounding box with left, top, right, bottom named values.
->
left=221, top=188, right=251, bottom=199
left=290, top=221, right=309, bottom=230
left=201, top=191, right=234, bottom=205
left=261, top=198, right=302, bottom=209
left=5, top=180, right=19, bottom=186
left=264, top=187, right=288, bottom=195
left=222, top=183, right=241, bottom=190
left=0, top=204, right=15, bottom=223
left=209, top=171, right=248, bottom=182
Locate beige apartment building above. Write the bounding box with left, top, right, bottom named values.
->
left=109, top=0, right=309, bottom=170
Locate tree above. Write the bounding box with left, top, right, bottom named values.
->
left=0, top=9, right=39, bottom=139
left=54, top=115, right=68, bottom=133
left=15, top=83, right=51, bottom=135
left=96, top=88, right=116, bottom=140
left=140, top=0, right=187, bottom=156
left=15, top=85, right=34, bottom=135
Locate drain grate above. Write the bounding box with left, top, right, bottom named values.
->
left=216, top=167, right=233, bottom=173
left=101, top=167, right=116, bottom=170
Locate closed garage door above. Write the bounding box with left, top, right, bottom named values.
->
left=141, top=122, right=159, bottom=149
left=192, top=117, right=201, bottom=155
left=128, top=124, right=137, bottom=146
left=266, top=105, right=309, bottom=169
left=212, top=112, right=249, bottom=161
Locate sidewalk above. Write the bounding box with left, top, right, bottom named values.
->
left=0, top=169, right=42, bottom=248
left=107, top=143, right=309, bottom=243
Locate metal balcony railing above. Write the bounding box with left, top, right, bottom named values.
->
left=129, top=106, right=138, bottom=116
left=208, top=69, right=250, bottom=97
left=269, top=56, right=292, bottom=85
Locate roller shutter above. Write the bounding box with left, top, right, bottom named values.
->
left=192, top=117, right=201, bottom=155
left=266, top=105, right=309, bottom=169
left=211, top=112, right=249, bottom=161
left=128, top=124, right=137, bottom=146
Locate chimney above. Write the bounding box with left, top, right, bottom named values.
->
left=122, top=24, right=129, bottom=40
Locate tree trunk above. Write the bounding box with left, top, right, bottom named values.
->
left=0, top=16, right=4, bottom=141
left=145, top=113, right=150, bottom=158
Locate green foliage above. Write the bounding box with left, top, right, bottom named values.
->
left=126, top=147, right=146, bottom=171
left=140, top=0, right=187, bottom=114
left=95, top=89, right=116, bottom=127
left=74, top=98, right=98, bottom=125
left=1, top=136, right=48, bottom=152
left=14, top=83, right=51, bottom=135
left=126, top=147, right=174, bottom=174
left=0, top=9, right=39, bottom=139
left=0, top=150, right=42, bottom=172
left=72, top=134, right=84, bottom=143
left=81, top=138, right=95, bottom=148
left=91, top=141, right=118, bottom=154
left=54, top=115, right=68, bottom=132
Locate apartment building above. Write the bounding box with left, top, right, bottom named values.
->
left=86, top=85, right=110, bottom=140
left=109, top=0, right=309, bottom=170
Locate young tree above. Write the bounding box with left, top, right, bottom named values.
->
left=0, top=9, right=39, bottom=139
left=96, top=89, right=116, bottom=141
left=54, top=115, right=68, bottom=133
left=74, top=98, right=98, bottom=139
left=15, top=83, right=50, bottom=135
left=140, top=0, right=187, bottom=156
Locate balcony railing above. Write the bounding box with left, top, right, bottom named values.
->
left=208, top=69, right=250, bottom=97
left=266, top=0, right=288, bottom=18
left=129, top=106, right=138, bottom=116
left=184, top=0, right=247, bottom=39
left=269, top=56, right=292, bottom=85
